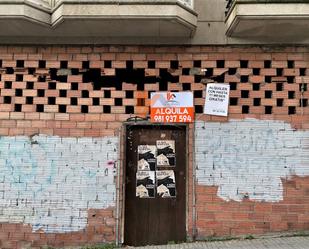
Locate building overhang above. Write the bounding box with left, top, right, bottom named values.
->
left=225, top=0, right=309, bottom=42
left=0, top=0, right=197, bottom=44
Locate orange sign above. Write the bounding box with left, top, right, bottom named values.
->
left=150, top=92, right=194, bottom=123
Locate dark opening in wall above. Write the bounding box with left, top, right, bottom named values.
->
left=170, top=60, right=179, bottom=69
left=26, top=97, right=33, bottom=105
left=6, top=67, right=14, bottom=74
left=265, top=76, right=272, bottom=83
left=82, top=90, right=89, bottom=98
left=182, top=83, right=191, bottom=91
left=126, top=91, right=134, bottom=99
left=300, top=68, right=306, bottom=76
left=205, top=68, right=213, bottom=77
left=276, top=83, right=283, bottom=91
left=81, top=105, right=88, bottom=113
left=48, top=97, right=56, bottom=105
left=126, top=60, right=134, bottom=69
left=104, top=90, right=111, bottom=98
left=288, top=91, right=295, bottom=99
left=194, top=60, right=201, bottom=68
left=264, top=60, right=271, bottom=68
left=36, top=104, right=44, bottom=112
left=253, top=98, right=261, bottom=106
left=104, top=61, right=112, bottom=68
left=265, top=106, right=272, bottom=114
left=277, top=99, right=284, bottom=106
left=16, top=60, right=24, bottom=68
left=60, top=90, right=67, bottom=97
left=71, top=68, right=79, bottom=75
left=82, top=61, right=90, bottom=69
left=15, top=104, right=22, bottom=112
left=38, top=89, right=45, bottom=97
left=276, top=68, right=283, bottom=76
left=229, top=97, right=238, bottom=105
left=217, top=60, right=225, bottom=68
left=242, top=105, right=249, bottom=114
left=4, top=96, right=11, bottom=104
left=71, top=97, right=78, bottom=106
left=59, top=105, right=67, bottom=113
left=16, top=74, right=23, bottom=82
left=71, top=83, right=78, bottom=90
left=4, top=81, right=12, bottom=89
left=115, top=98, right=123, bottom=106
left=240, top=60, right=248, bottom=68
left=93, top=98, right=100, bottom=106
left=38, top=76, right=46, bottom=82
left=241, top=90, right=249, bottom=98
left=28, top=68, right=36, bottom=74
left=300, top=83, right=307, bottom=91
left=103, top=105, right=111, bottom=113
left=265, top=91, right=272, bottom=98
left=137, top=99, right=145, bottom=106
left=48, top=82, right=56, bottom=90
left=148, top=61, right=156, bottom=69
left=253, top=68, right=260, bottom=75
left=228, top=68, right=237, bottom=75
left=39, top=60, right=46, bottom=68
left=148, top=91, right=154, bottom=99
left=287, top=76, right=294, bottom=83
left=60, top=61, right=68, bottom=69
left=194, top=75, right=202, bottom=83
left=288, top=106, right=296, bottom=115
left=194, top=90, right=203, bottom=98
left=253, top=83, right=260, bottom=91
left=300, top=99, right=308, bottom=107
left=229, top=82, right=237, bottom=90
left=0, top=60, right=2, bottom=67
left=125, top=106, right=134, bottom=114
left=15, top=89, right=23, bottom=97
left=26, top=82, right=34, bottom=89
left=288, top=60, right=294, bottom=68
left=182, top=68, right=190, bottom=75
left=195, top=105, right=203, bottom=113
left=240, top=76, right=248, bottom=83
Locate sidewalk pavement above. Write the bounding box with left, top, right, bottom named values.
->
left=129, top=236, right=309, bottom=249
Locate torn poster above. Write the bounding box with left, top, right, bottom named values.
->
left=156, top=170, right=176, bottom=198
left=156, top=140, right=175, bottom=166
left=136, top=171, right=155, bottom=198
left=138, top=145, right=157, bottom=171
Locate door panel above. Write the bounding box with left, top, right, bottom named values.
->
left=124, top=125, right=186, bottom=246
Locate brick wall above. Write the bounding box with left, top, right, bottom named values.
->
left=0, top=45, right=308, bottom=248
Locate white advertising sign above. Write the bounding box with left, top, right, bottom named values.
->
left=204, top=83, right=230, bottom=116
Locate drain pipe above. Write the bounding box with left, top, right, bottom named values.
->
left=192, top=123, right=197, bottom=240
left=115, top=128, right=122, bottom=246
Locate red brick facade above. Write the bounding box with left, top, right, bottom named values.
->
left=0, top=45, right=308, bottom=248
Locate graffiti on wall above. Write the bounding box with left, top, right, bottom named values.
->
left=0, top=135, right=118, bottom=233
left=195, top=119, right=309, bottom=202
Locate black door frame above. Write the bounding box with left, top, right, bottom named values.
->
left=121, top=122, right=189, bottom=245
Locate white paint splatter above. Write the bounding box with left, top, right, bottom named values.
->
left=0, top=135, right=118, bottom=233
left=195, top=119, right=309, bottom=202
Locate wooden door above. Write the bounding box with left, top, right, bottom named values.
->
left=124, top=125, right=186, bottom=246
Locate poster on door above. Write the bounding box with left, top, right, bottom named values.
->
left=156, top=170, right=176, bottom=198
left=136, top=171, right=155, bottom=198
left=138, top=145, right=157, bottom=171
left=156, top=140, right=175, bottom=167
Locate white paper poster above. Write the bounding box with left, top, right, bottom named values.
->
left=156, top=140, right=175, bottom=166
left=136, top=171, right=155, bottom=198
left=204, top=83, right=230, bottom=116
left=156, top=170, right=176, bottom=198
left=138, top=145, right=157, bottom=171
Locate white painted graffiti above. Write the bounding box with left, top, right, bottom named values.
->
left=0, top=135, right=118, bottom=233
left=195, top=119, right=309, bottom=202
